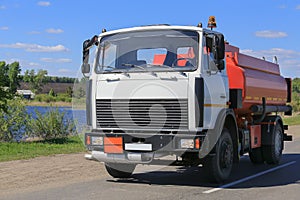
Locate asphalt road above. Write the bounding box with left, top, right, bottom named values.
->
left=3, top=131, right=300, bottom=200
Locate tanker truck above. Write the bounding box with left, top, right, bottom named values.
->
left=82, top=17, right=293, bottom=182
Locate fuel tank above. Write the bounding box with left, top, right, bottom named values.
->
left=225, top=43, right=291, bottom=114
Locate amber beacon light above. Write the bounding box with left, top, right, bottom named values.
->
left=207, top=16, right=217, bottom=30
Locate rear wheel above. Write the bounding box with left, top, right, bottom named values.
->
left=203, top=128, right=234, bottom=183
left=105, top=163, right=136, bottom=178
left=262, top=123, right=283, bottom=164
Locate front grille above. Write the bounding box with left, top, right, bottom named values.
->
left=96, top=99, right=188, bottom=130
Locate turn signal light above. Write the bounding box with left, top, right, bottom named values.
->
left=86, top=135, right=91, bottom=145
left=195, top=138, right=200, bottom=149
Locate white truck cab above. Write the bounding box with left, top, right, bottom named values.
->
left=82, top=21, right=238, bottom=182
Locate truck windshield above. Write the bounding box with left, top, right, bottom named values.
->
left=95, top=29, right=199, bottom=73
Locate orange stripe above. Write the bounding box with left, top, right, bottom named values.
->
left=245, top=96, right=286, bottom=102
left=204, top=104, right=228, bottom=108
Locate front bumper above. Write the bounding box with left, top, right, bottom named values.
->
left=85, top=131, right=205, bottom=164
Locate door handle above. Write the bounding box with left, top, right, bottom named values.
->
left=106, top=78, right=120, bottom=82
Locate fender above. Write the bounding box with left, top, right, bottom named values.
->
left=199, top=108, right=238, bottom=161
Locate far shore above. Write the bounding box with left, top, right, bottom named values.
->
left=24, top=101, right=72, bottom=107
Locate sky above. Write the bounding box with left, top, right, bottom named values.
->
left=1, top=0, right=300, bottom=78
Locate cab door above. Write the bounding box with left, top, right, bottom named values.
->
left=201, top=33, right=228, bottom=129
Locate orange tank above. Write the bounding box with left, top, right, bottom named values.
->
left=225, top=43, right=290, bottom=114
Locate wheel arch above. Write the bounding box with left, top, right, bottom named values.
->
left=201, top=108, right=239, bottom=163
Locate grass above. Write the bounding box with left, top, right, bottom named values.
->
left=283, top=113, right=300, bottom=126
left=0, top=112, right=298, bottom=163
left=0, top=136, right=86, bottom=162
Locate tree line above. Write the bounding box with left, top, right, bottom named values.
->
left=292, top=78, right=300, bottom=112
left=0, top=61, right=79, bottom=112
left=20, top=72, right=76, bottom=84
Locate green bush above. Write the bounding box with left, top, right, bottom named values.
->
left=27, top=107, right=76, bottom=140
left=34, top=94, right=43, bottom=102
left=49, top=88, right=56, bottom=97
left=0, top=99, right=29, bottom=142
left=33, top=93, right=71, bottom=103
left=57, top=93, right=72, bottom=102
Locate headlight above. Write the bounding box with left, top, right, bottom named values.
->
left=180, top=139, right=194, bottom=149
left=87, top=136, right=103, bottom=145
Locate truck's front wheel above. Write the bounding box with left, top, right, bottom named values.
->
left=203, top=128, right=234, bottom=183
left=105, top=163, right=136, bottom=178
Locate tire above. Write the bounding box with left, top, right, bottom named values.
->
left=249, top=148, right=264, bottom=164
left=203, top=128, right=234, bottom=183
left=262, top=123, right=283, bottom=164
left=105, top=163, right=136, bottom=178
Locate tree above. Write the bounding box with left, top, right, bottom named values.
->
left=8, top=62, right=21, bottom=94
left=24, top=69, right=48, bottom=94
left=0, top=62, right=10, bottom=111
left=293, top=78, right=300, bottom=93
left=0, top=61, right=21, bottom=112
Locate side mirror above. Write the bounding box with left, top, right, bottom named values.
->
left=212, top=34, right=225, bottom=70
left=81, top=63, right=90, bottom=74
left=81, top=35, right=99, bottom=77
left=213, top=34, right=225, bottom=60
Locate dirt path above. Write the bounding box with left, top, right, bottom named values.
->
left=0, top=125, right=299, bottom=197
left=0, top=153, right=106, bottom=196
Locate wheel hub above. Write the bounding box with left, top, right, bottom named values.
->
left=220, top=141, right=233, bottom=169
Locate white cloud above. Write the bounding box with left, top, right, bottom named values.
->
left=296, top=5, right=300, bottom=10
left=0, top=43, right=69, bottom=52
left=58, top=68, right=72, bottom=73
left=0, top=5, right=6, bottom=9
left=4, top=58, right=42, bottom=68
left=46, top=28, right=64, bottom=34
left=40, top=58, right=72, bottom=63
left=0, top=26, right=8, bottom=30
left=28, top=62, right=40, bottom=67
left=255, top=30, right=288, bottom=38
left=37, top=1, right=50, bottom=7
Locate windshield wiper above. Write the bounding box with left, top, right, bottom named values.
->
left=146, top=64, right=188, bottom=77
left=122, top=63, right=147, bottom=71
left=121, top=63, right=161, bottom=77
left=146, top=64, right=172, bottom=69
left=99, top=65, right=115, bottom=70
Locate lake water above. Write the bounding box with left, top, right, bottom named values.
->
left=26, top=106, right=86, bottom=125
